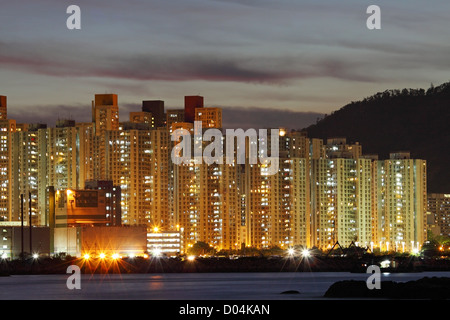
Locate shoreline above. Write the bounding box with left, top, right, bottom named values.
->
left=1, top=255, right=450, bottom=275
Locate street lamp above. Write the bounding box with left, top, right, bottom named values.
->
left=152, top=248, right=162, bottom=258
left=301, top=249, right=311, bottom=258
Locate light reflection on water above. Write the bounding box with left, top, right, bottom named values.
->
left=1, top=271, right=450, bottom=300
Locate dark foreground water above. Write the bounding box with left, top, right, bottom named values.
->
left=1, top=271, right=450, bottom=300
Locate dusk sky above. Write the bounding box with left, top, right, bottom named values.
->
left=1, top=0, right=449, bottom=129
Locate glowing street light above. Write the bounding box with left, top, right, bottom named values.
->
left=187, top=255, right=196, bottom=262
left=99, top=253, right=106, bottom=259
left=152, top=248, right=162, bottom=258
left=287, top=248, right=295, bottom=256
left=32, top=253, right=39, bottom=259
left=83, top=254, right=90, bottom=260
left=112, top=253, right=120, bottom=260
left=301, top=249, right=311, bottom=258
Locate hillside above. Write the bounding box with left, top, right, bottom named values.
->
left=305, top=82, right=450, bottom=193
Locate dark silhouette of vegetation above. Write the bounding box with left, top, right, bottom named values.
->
left=305, top=82, right=450, bottom=193
left=187, top=241, right=215, bottom=256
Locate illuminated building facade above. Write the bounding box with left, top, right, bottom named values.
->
left=173, top=159, right=201, bottom=250
left=0, top=93, right=430, bottom=255
left=84, top=180, right=122, bottom=226
left=12, top=124, right=47, bottom=225
left=377, top=153, right=427, bottom=252
left=92, top=94, right=119, bottom=181
left=166, top=109, right=185, bottom=133
left=54, top=185, right=121, bottom=227
left=195, top=107, right=223, bottom=129
left=46, top=121, right=78, bottom=192
left=56, top=189, right=107, bottom=227
left=0, top=117, right=16, bottom=221
left=356, top=157, right=378, bottom=248
left=54, top=226, right=147, bottom=258
left=76, top=122, right=96, bottom=188
left=147, top=230, right=181, bottom=256
left=129, top=111, right=154, bottom=127
left=428, top=193, right=450, bottom=236
left=105, top=127, right=151, bottom=225
left=105, top=124, right=170, bottom=229
left=311, top=158, right=360, bottom=249
left=93, top=94, right=119, bottom=135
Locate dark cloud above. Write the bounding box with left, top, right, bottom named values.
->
left=2, top=0, right=449, bottom=118
left=0, top=40, right=383, bottom=84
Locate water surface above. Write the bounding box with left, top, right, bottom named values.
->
left=1, top=271, right=449, bottom=300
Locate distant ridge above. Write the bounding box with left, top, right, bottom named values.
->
left=305, top=82, right=450, bottom=193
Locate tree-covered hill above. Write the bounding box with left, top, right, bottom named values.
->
left=305, top=82, right=450, bottom=193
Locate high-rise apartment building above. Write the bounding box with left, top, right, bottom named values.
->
left=130, top=111, right=154, bottom=127
left=166, top=109, right=185, bottom=133
left=326, top=138, right=362, bottom=159
left=377, top=153, right=427, bottom=252
left=184, top=96, right=204, bottom=123
left=142, top=100, right=165, bottom=128
left=311, top=158, right=359, bottom=249
left=105, top=128, right=150, bottom=226
left=0, top=96, right=7, bottom=120
left=46, top=121, right=78, bottom=192
left=12, top=124, right=47, bottom=225
left=105, top=124, right=170, bottom=229
left=356, top=157, right=378, bottom=248
left=92, top=94, right=119, bottom=180
left=0, top=116, right=16, bottom=221
left=245, top=161, right=270, bottom=248
left=148, top=128, right=172, bottom=230
left=0, top=94, right=430, bottom=254
left=173, top=159, right=201, bottom=250
left=428, top=193, right=450, bottom=236
left=76, top=122, right=96, bottom=188
left=195, top=107, right=222, bottom=128
left=92, top=94, right=119, bottom=135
